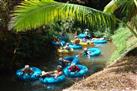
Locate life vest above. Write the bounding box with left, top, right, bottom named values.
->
left=69, top=66, right=80, bottom=72
left=23, top=68, right=33, bottom=73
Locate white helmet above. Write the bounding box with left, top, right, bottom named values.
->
left=41, top=71, right=46, bottom=75
left=25, top=65, right=30, bottom=68
left=66, top=43, right=69, bottom=46
left=85, top=29, right=89, bottom=31
left=59, top=57, right=63, bottom=60
left=57, top=65, right=62, bottom=69
left=84, top=48, right=87, bottom=50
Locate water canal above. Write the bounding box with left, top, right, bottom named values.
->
left=0, top=42, right=115, bottom=91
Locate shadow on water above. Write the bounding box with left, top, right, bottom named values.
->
left=0, top=42, right=115, bottom=91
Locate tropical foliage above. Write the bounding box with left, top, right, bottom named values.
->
left=9, top=0, right=137, bottom=39
left=0, top=0, right=23, bottom=30
left=110, top=25, right=137, bottom=63
left=104, top=0, right=137, bottom=37
left=9, top=0, right=116, bottom=32
left=111, top=26, right=131, bottom=61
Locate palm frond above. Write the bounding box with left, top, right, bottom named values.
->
left=103, top=0, right=118, bottom=14
left=129, top=16, right=137, bottom=31
left=9, top=0, right=116, bottom=32
left=134, top=0, right=137, bottom=7
left=104, top=0, right=137, bottom=20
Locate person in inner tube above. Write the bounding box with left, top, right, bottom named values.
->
left=60, top=41, right=65, bottom=47
left=22, top=65, right=34, bottom=75
left=84, top=29, right=91, bottom=39
left=68, top=63, right=80, bottom=72
left=83, top=48, right=88, bottom=56
left=74, top=31, right=78, bottom=38
left=82, top=38, right=87, bottom=42
left=63, top=43, right=71, bottom=50
left=83, top=48, right=91, bottom=58
left=58, top=57, right=71, bottom=68
left=40, top=65, right=63, bottom=79
left=52, top=37, right=61, bottom=47
left=53, top=65, right=63, bottom=78
left=74, top=36, right=80, bottom=44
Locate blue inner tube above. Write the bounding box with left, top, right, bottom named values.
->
left=60, top=41, right=66, bottom=46
left=69, top=44, right=82, bottom=49
left=51, top=41, right=66, bottom=46
left=51, top=41, right=60, bottom=46
left=87, top=47, right=101, bottom=57
left=64, top=56, right=79, bottom=64
left=78, top=33, right=91, bottom=39
left=92, top=39, right=107, bottom=44
left=64, top=64, right=88, bottom=78
left=39, top=74, right=65, bottom=84
left=78, top=33, right=86, bottom=38
left=16, top=67, right=42, bottom=81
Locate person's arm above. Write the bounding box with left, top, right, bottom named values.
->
left=22, top=68, right=25, bottom=71
left=64, top=59, right=70, bottom=63
left=46, top=71, right=54, bottom=74
left=22, top=67, right=29, bottom=72
left=78, top=52, right=83, bottom=57
left=40, top=71, right=50, bottom=77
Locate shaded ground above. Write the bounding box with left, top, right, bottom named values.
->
left=64, top=48, right=137, bottom=91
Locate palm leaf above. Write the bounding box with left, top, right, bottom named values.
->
left=9, top=0, right=116, bottom=32
left=134, top=0, right=137, bottom=7
left=103, top=0, right=118, bottom=14
left=129, top=15, right=137, bottom=33
left=104, top=0, right=137, bottom=20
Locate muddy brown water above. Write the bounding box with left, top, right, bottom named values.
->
left=0, top=42, right=115, bottom=91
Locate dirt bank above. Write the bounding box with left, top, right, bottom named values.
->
left=64, top=48, right=137, bottom=91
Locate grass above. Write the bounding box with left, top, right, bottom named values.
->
left=109, top=26, right=137, bottom=63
